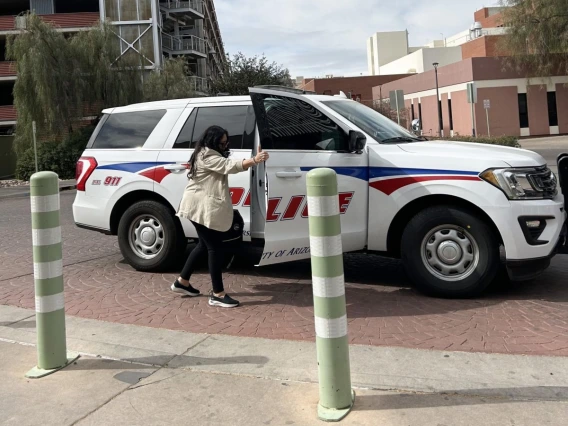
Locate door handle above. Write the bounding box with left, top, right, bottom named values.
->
left=164, top=164, right=188, bottom=173
left=276, top=171, right=302, bottom=179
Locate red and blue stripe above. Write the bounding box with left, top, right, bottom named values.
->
left=99, top=163, right=481, bottom=195
left=368, top=167, right=481, bottom=195
left=97, top=162, right=175, bottom=184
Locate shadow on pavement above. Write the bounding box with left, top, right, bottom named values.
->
left=67, top=355, right=269, bottom=371
left=353, top=386, right=568, bottom=412
left=0, top=320, right=37, bottom=329
left=227, top=282, right=503, bottom=319
left=127, top=244, right=568, bottom=318
left=163, top=354, right=270, bottom=369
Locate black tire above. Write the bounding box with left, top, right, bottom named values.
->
left=117, top=200, right=186, bottom=272
left=401, top=205, right=500, bottom=298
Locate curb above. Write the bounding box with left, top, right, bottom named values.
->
left=0, top=184, right=77, bottom=199
left=2, top=304, right=568, bottom=402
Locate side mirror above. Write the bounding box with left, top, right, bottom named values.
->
left=348, top=130, right=366, bottom=154
left=411, top=119, right=421, bottom=133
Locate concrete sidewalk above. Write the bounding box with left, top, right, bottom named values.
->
left=1, top=304, right=567, bottom=425
left=0, top=179, right=76, bottom=199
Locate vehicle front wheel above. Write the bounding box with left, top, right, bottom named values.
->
left=401, top=206, right=500, bottom=298
left=117, top=200, right=186, bottom=272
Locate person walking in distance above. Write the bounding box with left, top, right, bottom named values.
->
left=171, top=125, right=269, bottom=308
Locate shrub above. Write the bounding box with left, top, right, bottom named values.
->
left=428, top=135, right=520, bottom=147
left=15, top=126, right=94, bottom=181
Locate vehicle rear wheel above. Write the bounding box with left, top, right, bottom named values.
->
left=118, top=200, right=186, bottom=272
left=401, top=206, right=500, bottom=298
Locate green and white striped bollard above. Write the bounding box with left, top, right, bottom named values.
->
left=26, top=171, right=78, bottom=379
left=307, top=168, right=355, bottom=422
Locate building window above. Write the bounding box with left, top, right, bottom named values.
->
left=448, top=99, right=454, bottom=131
left=518, top=94, right=529, bottom=129
left=547, top=92, right=558, bottom=127
left=418, top=102, right=423, bottom=124
left=411, top=103, right=415, bottom=121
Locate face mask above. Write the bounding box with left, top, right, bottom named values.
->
left=218, top=141, right=230, bottom=158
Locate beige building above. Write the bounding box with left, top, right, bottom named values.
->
left=367, top=6, right=507, bottom=76
left=377, top=57, right=568, bottom=138
left=374, top=8, right=568, bottom=139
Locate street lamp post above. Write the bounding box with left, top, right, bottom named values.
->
left=433, top=62, right=443, bottom=137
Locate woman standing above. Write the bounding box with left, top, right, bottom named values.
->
left=171, top=125, right=269, bottom=308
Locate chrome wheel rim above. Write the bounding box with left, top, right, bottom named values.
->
left=128, top=215, right=165, bottom=260
left=421, top=225, right=479, bottom=282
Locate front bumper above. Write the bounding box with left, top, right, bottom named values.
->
left=506, top=219, right=567, bottom=281
left=488, top=195, right=566, bottom=260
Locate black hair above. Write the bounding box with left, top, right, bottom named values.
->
left=187, top=125, right=230, bottom=179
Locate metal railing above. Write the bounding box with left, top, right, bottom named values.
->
left=161, top=33, right=206, bottom=55
left=189, top=76, right=208, bottom=93
left=445, top=27, right=508, bottom=47
left=160, top=0, right=204, bottom=14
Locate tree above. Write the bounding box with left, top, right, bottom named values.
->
left=70, top=21, right=144, bottom=111
left=7, top=13, right=200, bottom=156
left=7, top=13, right=84, bottom=155
left=7, top=14, right=146, bottom=154
left=143, top=58, right=197, bottom=101
left=500, top=0, right=568, bottom=76
left=209, top=52, right=293, bottom=96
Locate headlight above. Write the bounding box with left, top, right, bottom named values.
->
left=481, top=167, right=557, bottom=200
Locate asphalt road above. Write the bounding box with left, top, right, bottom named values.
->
left=520, top=136, right=568, bottom=174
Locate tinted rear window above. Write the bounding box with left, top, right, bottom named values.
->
left=92, top=110, right=166, bottom=149
left=191, top=106, right=248, bottom=148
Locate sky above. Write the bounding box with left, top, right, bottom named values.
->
left=215, top=0, right=499, bottom=78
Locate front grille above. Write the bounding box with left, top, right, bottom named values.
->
left=528, top=166, right=557, bottom=198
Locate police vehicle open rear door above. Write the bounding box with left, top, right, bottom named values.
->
left=249, top=86, right=369, bottom=266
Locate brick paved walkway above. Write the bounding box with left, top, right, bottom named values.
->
left=1, top=192, right=568, bottom=356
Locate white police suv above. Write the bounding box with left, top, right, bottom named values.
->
left=73, top=86, right=568, bottom=298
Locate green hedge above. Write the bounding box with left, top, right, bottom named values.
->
left=15, top=126, right=94, bottom=181
left=429, top=135, right=520, bottom=147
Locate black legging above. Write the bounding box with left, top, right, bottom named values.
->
left=180, top=221, right=225, bottom=294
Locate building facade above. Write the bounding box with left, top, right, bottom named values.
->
left=0, top=0, right=225, bottom=176
left=0, top=0, right=225, bottom=128
left=300, top=74, right=412, bottom=105
left=376, top=57, right=568, bottom=138
left=372, top=7, right=568, bottom=138
left=367, top=30, right=413, bottom=76
left=367, top=7, right=507, bottom=76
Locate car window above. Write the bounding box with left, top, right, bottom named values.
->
left=242, top=106, right=256, bottom=150
left=190, top=106, right=248, bottom=148
left=322, top=100, right=418, bottom=143
left=92, top=110, right=166, bottom=149
left=174, top=109, right=197, bottom=149
left=262, top=95, right=347, bottom=151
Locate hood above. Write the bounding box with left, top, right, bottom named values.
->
left=397, top=141, right=546, bottom=168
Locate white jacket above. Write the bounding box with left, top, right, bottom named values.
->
left=177, top=148, right=244, bottom=232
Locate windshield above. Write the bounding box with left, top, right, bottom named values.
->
left=322, top=100, right=421, bottom=143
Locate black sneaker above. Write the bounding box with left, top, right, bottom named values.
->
left=209, top=292, right=239, bottom=308
left=171, top=280, right=200, bottom=297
